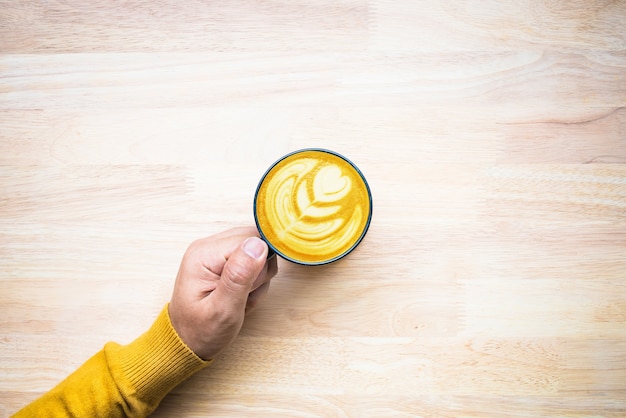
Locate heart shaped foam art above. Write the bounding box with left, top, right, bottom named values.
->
left=255, top=149, right=371, bottom=264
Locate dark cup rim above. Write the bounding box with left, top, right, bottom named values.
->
left=253, top=148, right=373, bottom=266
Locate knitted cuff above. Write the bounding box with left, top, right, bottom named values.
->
left=108, top=304, right=213, bottom=409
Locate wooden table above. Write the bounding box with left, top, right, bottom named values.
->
left=1, top=1, right=625, bottom=416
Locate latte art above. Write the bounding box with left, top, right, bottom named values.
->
left=255, top=149, right=372, bottom=265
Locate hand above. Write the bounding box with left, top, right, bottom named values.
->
left=168, top=227, right=278, bottom=360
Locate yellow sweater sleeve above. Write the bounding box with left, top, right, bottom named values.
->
left=13, top=304, right=212, bottom=417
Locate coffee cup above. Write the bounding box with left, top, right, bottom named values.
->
left=254, top=149, right=372, bottom=265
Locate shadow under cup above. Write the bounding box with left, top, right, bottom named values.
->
left=254, top=149, right=372, bottom=265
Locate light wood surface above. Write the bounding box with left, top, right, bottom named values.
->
left=1, top=1, right=625, bottom=416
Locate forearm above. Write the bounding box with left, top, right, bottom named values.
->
left=14, top=304, right=212, bottom=418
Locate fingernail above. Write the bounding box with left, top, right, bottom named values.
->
left=243, top=237, right=266, bottom=260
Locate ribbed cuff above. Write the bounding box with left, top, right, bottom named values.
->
left=106, top=304, right=213, bottom=410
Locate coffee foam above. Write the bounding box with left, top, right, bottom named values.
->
left=255, top=150, right=371, bottom=264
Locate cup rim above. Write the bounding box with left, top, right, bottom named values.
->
left=253, top=148, right=373, bottom=266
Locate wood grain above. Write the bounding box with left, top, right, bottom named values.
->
left=1, top=1, right=625, bottom=417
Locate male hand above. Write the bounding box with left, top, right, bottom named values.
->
left=169, top=227, right=278, bottom=360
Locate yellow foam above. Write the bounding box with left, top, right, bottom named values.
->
left=256, top=150, right=370, bottom=264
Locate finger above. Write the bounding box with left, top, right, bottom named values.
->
left=212, top=237, right=268, bottom=312
left=245, top=280, right=271, bottom=315
left=198, top=227, right=261, bottom=276
left=267, top=254, right=278, bottom=280
left=250, top=255, right=278, bottom=291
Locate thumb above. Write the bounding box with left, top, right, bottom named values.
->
left=212, top=237, right=268, bottom=311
